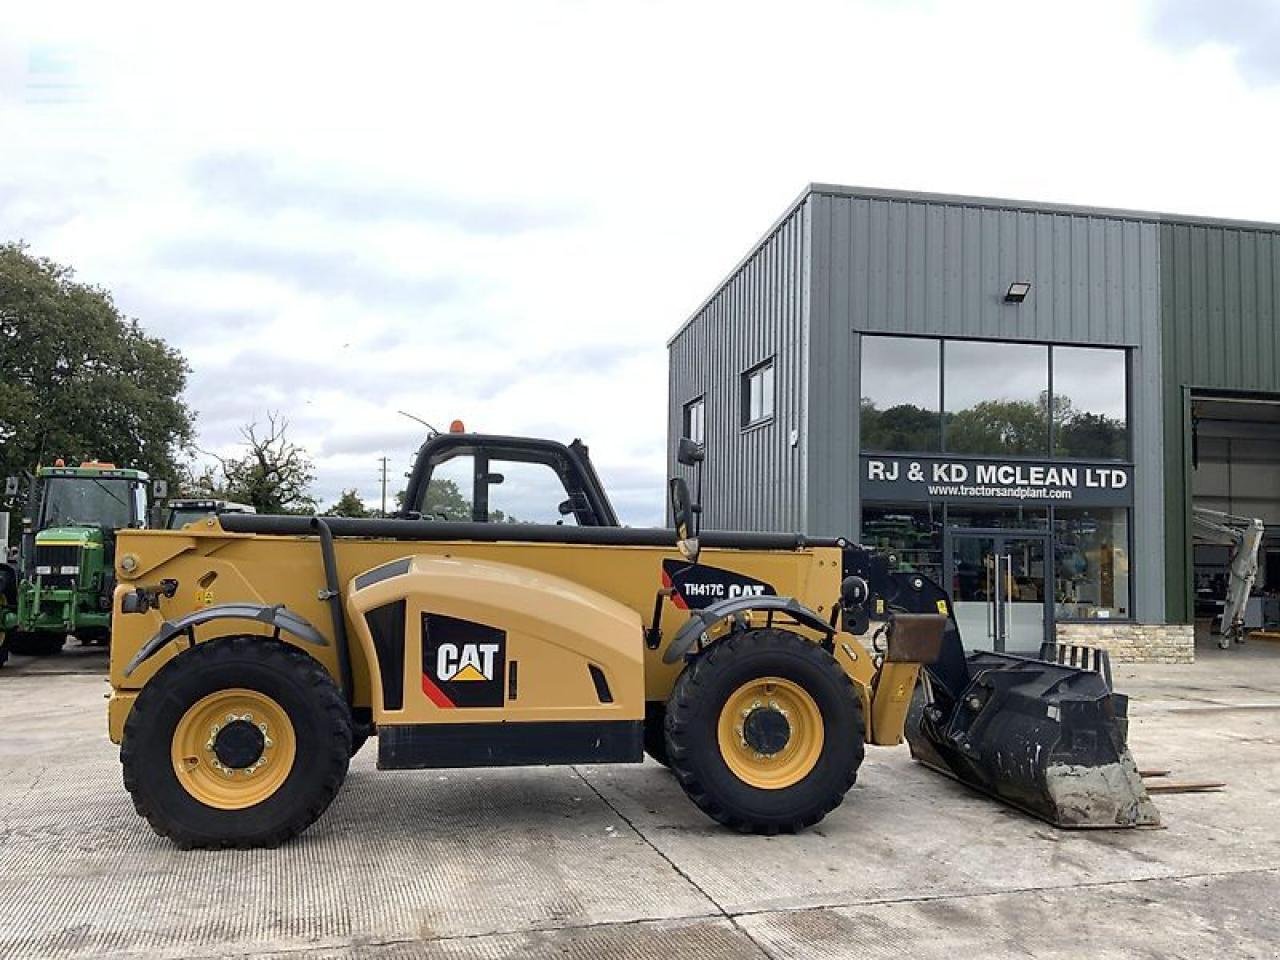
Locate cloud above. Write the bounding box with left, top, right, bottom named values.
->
left=1149, top=0, right=1280, bottom=85
left=154, top=236, right=461, bottom=311
left=190, top=153, right=583, bottom=234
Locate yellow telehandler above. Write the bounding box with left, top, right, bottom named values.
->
left=106, top=429, right=1156, bottom=848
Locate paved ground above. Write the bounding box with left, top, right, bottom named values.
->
left=1, top=639, right=1278, bottom=959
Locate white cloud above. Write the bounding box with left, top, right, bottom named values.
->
left=2, top=1, right=1279, bottom=525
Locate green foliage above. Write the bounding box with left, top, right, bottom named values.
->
left=188, top=414, right=317, bottom=514
left=324, top=488, right=369, bottom=518
left=420, top=477, right=471, bottom=520
left=0, top=243, right=194, bottom=485
left=1055, top=410, right=1126, bottom=459
left=860, top=399, right=941, bottom=452
left=945, top=397, right=1049, bottom=455
left=860, top=391, right=1124, bottom=459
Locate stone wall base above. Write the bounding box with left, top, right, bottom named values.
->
left=1055, top=621, right=1194, bottom=664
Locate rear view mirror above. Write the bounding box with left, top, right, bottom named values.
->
left=669, top=477, right=700, bottom=563
left=4, top=477, right=18, bottom=498
left=151, top=479, right=169, bottom=500
left=676, top=438, right=704, bottom=467
left=558, top=493, right=588, bottom=516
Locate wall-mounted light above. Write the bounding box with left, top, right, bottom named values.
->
left=1004, top=281, right=1031, bottom=303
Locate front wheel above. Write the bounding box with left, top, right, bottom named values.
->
left=6, top=631, right=64, bottom=656
left=121, top=635, right=352, bottom=848
left=664, top=628, right=864, bottom=834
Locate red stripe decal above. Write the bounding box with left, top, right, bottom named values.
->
left=421, top=674, right=455, bottom=709
left=662, top=569, right=689, bottom=610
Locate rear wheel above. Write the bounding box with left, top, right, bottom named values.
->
left=665, top=628, right=864, bottom=834
left=122, top=635, right=352, bottom=848
left=6, top=631, right=64, bottom=656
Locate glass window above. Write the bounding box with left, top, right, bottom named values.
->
left=945, top=505, right=1048, bottom=530
left=420, top=456, right=475, bottom=521
left=860, top=503, right=943, bottom=585
left=683, top=396, right=705, bottom=445
left=39, top=477, right=133, bottom=531
left=487, top=460, right=577, bottom=525
left=742, top=360, right=775, bottom=427
left=1053, top=508, right=1130, bottom=619
left=1052, top=347, right=1128, bottom=459
left=417, top=455, right=577, bottom=525
left=944, top=341, right=1049, bottom=455
left=860, top=336, right=941, bottom=452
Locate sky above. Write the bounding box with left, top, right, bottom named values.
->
left=2, top=0, right=1279, bottom=524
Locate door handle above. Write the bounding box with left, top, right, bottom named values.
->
left=992, top=553, right=1003, bottom=645
left=1002, top=553, right=1014, bottom=646
left=985, top=556, right=994, bottom=641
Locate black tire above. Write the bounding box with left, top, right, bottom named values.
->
left=121, top=635, right=352, bottom=849
left=644, top=702, right=671, bottom=767
left=665, top=628, right=864, bottom=834
left=6, top=631, right=64, bottom=656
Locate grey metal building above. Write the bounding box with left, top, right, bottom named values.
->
left=668, top=184, right=1280, bottom=657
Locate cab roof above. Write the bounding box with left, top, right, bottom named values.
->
left=38, top=465, right=149, bottom=480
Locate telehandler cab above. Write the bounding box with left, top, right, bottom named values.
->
left=107, top=428, right=1157, bottom=849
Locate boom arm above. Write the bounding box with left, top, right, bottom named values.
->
left=1192, top=507, right=1265, bottom=646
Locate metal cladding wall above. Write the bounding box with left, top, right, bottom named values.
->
left=805, top=186, right=1166, bottom=621
left=667, top=198, right=811, bottom=531
left=1161, top=222, right=1280, bottom=622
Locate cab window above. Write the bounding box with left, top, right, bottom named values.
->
left=417, top=450, right=586, bottom=525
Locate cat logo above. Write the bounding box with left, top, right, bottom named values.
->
left=421, top=613, right=508, bottom=709
left=436, top=642, right=500, bottom=683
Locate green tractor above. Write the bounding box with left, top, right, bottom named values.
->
left=1, top=461, right=163, bottom=663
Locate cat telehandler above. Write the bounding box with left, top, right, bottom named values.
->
left=106, top=426, right=1157, bottom=848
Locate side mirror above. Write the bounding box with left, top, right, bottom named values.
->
left=151, top=479, right=169, bottom=500
left=559, top=492, right=589, bottom=516
left=677, top=438, right=704, bottom=467
left=4, top=476, right=18, bottom=498
left=669, top=477, right=700, bottom=563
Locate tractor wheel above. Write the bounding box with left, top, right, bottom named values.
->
left=122, top=635, right=352, bottom=849
left=665, top=628, right=864, bottom=834
left=6, top=631, right=65, bottom=657
left=644, top=702, right=671, bottom=768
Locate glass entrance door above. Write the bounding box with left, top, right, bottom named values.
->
left=949, top=533, right=1049, bottom=653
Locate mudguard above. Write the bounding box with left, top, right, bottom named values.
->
left=123, top=603, right=328, bottom=676
left=662, top=595, right=833, bottom=664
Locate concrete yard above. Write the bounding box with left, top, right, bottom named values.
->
left=1, top=641, right=1278, bottom=959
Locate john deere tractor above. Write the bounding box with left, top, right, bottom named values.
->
left=1, top=461, right=160, bottom=661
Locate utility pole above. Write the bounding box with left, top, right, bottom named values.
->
left=378, top=456, right=389, bottom=517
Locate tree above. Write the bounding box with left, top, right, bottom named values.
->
left=325, top=488, right=369, bottom=518
left=192, top=414, right=317, bottom=514
left=945, top=398, right=1048, bottom=455
left=860, top=398, right=941, bottom=452
left=0, top=243, right=194, bottom=485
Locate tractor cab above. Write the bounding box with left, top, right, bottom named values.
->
left=165, top=498, right=257, bottom=530
left=401, top=426, right=618, bottom=527
left=1, top=462, right=157, bottom=658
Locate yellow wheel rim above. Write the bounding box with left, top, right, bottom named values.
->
left=170, top=688, right=297, bottom=810
left=717, top=676, right=824, bottom=790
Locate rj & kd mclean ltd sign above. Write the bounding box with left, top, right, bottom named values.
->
left=860, top=455, right=1133, bottom=507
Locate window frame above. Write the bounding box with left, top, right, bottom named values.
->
left=682, top=395, right=706, bottom=446
left=741, top=358, right=776, bottom=430
left=858, top=333, right=1131, bottom=463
